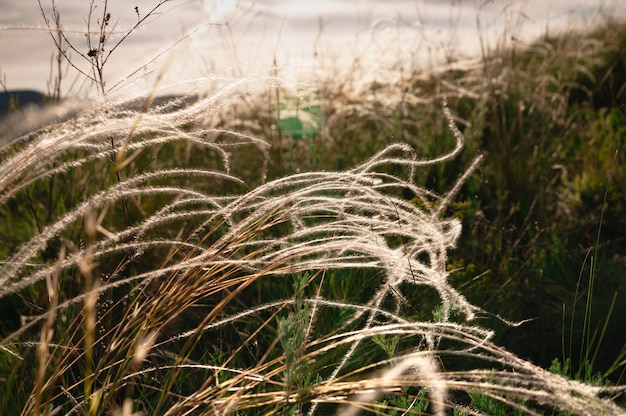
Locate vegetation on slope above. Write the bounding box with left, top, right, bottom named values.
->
left=0, top=5, right=625, bottom=414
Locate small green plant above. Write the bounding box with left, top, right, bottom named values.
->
left=454, top=392, right=528, bottom=416
left=277, top=273, right=318, bottom=413
left=376, top=390, right=430, bottom=415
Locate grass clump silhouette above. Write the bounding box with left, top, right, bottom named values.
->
left=1, top=73, right=625, bottom=415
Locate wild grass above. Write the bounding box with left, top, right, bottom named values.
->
left=1, top=73, right=625, bottom=414
left=1, top=2, right=626, bottom=415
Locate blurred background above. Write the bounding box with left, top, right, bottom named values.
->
left=1, top=0, right=624, bottom=97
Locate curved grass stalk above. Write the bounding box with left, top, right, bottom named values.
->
left=1, top=79, right=624, bottom=416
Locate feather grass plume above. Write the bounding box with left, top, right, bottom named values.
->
left=0, top=77, right=624, bottom=415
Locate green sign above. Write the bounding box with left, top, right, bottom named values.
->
left=276, top=90, right=323, bottom=139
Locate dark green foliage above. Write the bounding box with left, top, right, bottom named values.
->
left=431, top=22, right=626, bottom=379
